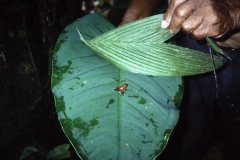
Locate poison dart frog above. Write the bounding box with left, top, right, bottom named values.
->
left=114, top=83, right=128, bottom=94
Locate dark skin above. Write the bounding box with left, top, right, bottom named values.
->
left=120, top=0, right=240, bottom=49
left=119, top=0, right=160, bottom=26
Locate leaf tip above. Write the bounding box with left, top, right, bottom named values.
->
left=76, top=27, right=90, bottom=47
left=206, top=37, right=232, bottom=61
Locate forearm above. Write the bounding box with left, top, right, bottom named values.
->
left=119, top=0, right=160, bottom=26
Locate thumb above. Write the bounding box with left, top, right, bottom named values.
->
left=161, top=0, right=186, bottom=28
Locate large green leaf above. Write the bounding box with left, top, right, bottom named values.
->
left=52, top=13, right=182, bottom=159
left=78, top=14, right=224, bottom=76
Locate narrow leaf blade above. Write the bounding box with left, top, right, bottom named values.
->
left=87, top=40, right=224, bottom=76
left=206, top=37, right=231, bottom=60
left=93, top=14, right=173, bottom=43
left=81, top=14, right=225, bottom=76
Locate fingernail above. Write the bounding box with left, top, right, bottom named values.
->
left=161, top=20, right=168, bottom=28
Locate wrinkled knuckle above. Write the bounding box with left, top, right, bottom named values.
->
left=174, top=6, right=188, bottom=18
left=192, top=30, right=205, bottom=40
left=210, top=14, right=220, bottom=24
left=213, top=16, right=219, bottom=24
left=182, top=22, right=192, bottom=31
left=169, top=22, right=180, bottom=31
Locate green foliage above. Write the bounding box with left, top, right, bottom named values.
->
left=78, top=14, right=224, bottom=76
left=51, top=13, right=183, bottom=159
left=46, top=144, right=71, bottom=159
left=20, top=146, right=38, bottom=160
left=206, top=37, right=231, bottom=60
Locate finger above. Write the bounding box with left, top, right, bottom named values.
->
left=189, top=19, right=213, bottom=40
left=190, top=23, right=222, bottom=40
left=119, top=0, right=156, bottom=26
left=190, top=14, right=223, bottom=39
left=181, top=13, right=203, bottom=35
left=169, top=2, right=196, bottom=34
left=162, top=0, right=186, bottom=28
left=119, top=10, right=140, bottom=26
left=119, top=16, right=137, bottom=26
left=119, top=11, right=151, bottom=26
left=192, top=25, right=225, bottom=40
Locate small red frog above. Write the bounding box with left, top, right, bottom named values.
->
left=114, top=83, right=128, bottom=94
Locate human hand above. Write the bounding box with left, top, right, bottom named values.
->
left=162, top=0, right=240, bottom=48
left=119, top=0, right=160, bottom=26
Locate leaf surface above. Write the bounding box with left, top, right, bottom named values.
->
left=79, top=14, right=224, bottom=76
left=52, top=13, right=182, bottom=160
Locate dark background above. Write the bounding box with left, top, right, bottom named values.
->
left=0, top=0, right=117, bottom=159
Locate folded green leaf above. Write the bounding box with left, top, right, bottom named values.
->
left=93, top=14, right=173, bottom=43
left=206, top=37, right=231, bottom=60
left=87, top=41, right=224, bottom=76
left=77, top=14, right=224, bottom=76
